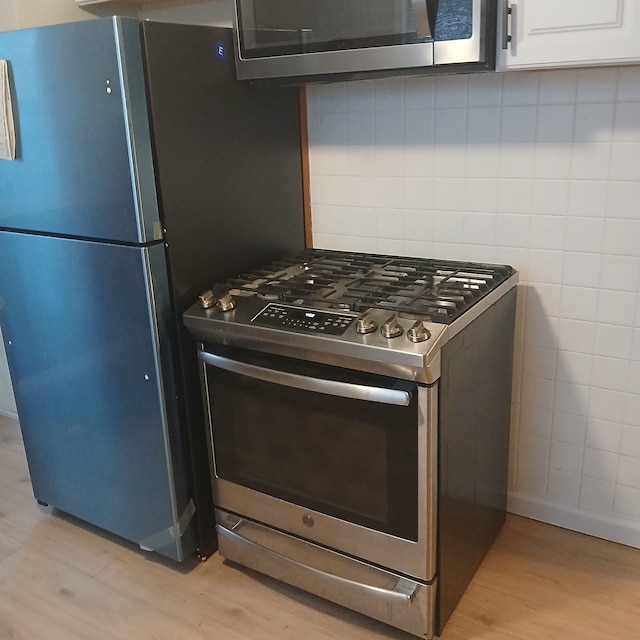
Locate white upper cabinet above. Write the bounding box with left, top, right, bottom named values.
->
left=497, top=0, right=640, bottom=70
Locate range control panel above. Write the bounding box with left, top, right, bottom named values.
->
left=252, top=304, right=355, bottom=335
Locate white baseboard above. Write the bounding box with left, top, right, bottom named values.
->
left=0, top=408, right=18, bottom=421
left=508, top=491, right=640, bottom=550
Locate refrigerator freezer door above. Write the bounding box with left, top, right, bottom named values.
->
left=0, top=18, right=159, bottom=243
left=0, top=230, right=193, bottom=561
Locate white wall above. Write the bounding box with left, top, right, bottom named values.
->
left=0, top=0, right=230, bottom=32
left=0, top=0, right=90, bottom=31
left=139, top=0, right=231, bottom=25
left=306, top=66, right=640, bottom=548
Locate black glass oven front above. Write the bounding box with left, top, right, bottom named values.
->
left=203, top=348, right=420, bottom=541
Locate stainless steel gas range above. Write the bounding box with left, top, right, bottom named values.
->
left=183, top=249, right=518, bottom=638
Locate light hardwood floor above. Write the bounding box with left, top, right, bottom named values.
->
left=1, top=412, right=639, bottom=639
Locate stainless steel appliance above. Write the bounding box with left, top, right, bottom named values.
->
left=0, top=18, right=305, bottom=562
left=232, top=0, right=497, bottom=82
left=184, top=249, right=518, bottom=637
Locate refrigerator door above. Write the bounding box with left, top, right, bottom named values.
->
left=0, top=230, right=194, bottom=561
left=0, top=18, right=159, bottom=244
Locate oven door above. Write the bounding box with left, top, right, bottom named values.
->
left=199, top=346, right=437, bottom=581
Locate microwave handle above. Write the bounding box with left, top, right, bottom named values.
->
left=198, top=351, right=412, bottom=406
left=411, top=0, right=433, bottom=39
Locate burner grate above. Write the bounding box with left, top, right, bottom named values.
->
left=218, top=250, right=515, bottom=324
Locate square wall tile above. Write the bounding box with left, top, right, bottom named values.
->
left=537, top=105, right=575, bottom=143
left=580, top=476, right=615, bottom=512
left=520, top=403, right=553, bottom=437
left=552, top=411, right=587, bottom=445
left=574, top=103, right=615, bottom=143
left=557, top=319, right=596, bottom=354
left=403, top=77, right=435, bottom=110
left=548, top=468, right=581, bottom=503
left=538, top=69, right=577, bottom=104
left=518, top=432, right=550, bottom=465
left=567, top=180, right=608, bottom=217
left=582, top=447, right=619, bottom=482
left=516, top=461, right=548, bottom=497
left=577, top=68, right=618, bottom=103
left=614, top=485, right=640, bottom=519
left=590, top=356, right=630, bottom=393
left=617, top=455, right=640, bottom=489
left=586, top=418, right=623, bottom=453
left=549, top=439, right=583, bottom=474
left=617, top=66, right=640, bottom=102
left=556, top=351, right=593, bottom=387
left=531, top=180, right=570, bottom=215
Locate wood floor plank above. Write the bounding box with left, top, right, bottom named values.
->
left=1, top=413, right=640, bottom=640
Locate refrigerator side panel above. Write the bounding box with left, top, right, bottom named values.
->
left=0, top=230, right=193, bottom=561
left=0, top=18, right=158, bottom=244
left=142, top=22, right=306, bottom=309
left=140, top=22, right=307, bottom=557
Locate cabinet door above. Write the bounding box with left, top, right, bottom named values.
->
left=497, top=0, right=640, bottom=70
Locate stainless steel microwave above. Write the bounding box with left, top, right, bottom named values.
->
left=232, top=0, right=497, bottom=83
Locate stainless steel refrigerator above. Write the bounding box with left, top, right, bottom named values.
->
left=0, top=17, right=305, bottom=562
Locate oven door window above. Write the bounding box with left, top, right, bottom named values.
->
left=205, top=350, right=419, bottom=541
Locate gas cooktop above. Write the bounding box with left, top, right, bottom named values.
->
left=212, top=249, right=515, bottom=324
left=184, top=249, right=518, bottom=383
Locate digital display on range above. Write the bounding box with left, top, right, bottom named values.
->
left=252, top=304, right=355, bottom=335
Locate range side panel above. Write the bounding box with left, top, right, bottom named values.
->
left=140, top=21, right=306, bottom=557
left=437, top=288, right=517, bottom=633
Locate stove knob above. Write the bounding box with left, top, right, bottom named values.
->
left=381, top=315, right=403, bottom=339
left=407, top=320, right=431, bottom=343
left=198, top=289, right=217, bottom=309
left=217, top=293, right=236, bottom=312
left=356, top=313, right=377, bottom=334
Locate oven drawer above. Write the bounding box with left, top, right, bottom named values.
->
left=216, top=509, right=436, bottom=639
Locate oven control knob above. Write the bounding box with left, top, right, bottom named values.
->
left=407, top=320, right=431, bottom=343
left=198, top=289, right=217, bottom=309
left=356, top=313, right=377, bottom=334
left=381, top=315, right=403, bottom=339
left=217, top=293, right=236, bottom=312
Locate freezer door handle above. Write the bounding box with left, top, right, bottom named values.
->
left=198, top=351, right=412, bottom=406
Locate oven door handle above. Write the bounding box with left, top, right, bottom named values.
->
left=198, top=352, right=413, bottom=406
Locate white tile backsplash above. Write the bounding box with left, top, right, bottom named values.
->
left=307, top=65, right=640, bottom=548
